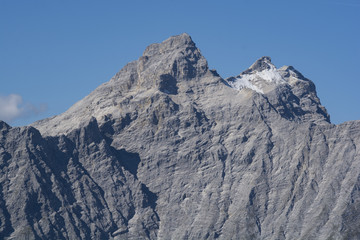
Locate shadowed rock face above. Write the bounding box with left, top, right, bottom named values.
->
left=1, top=34, right=359, bottom=239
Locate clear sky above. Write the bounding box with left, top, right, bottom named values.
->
left=1, top=0, right=359, bottom=126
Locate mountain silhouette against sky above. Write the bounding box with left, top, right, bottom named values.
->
left=0, top=34, right=359, bottom=239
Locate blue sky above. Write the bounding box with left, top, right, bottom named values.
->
left=1, top=0, right=359, bottom=126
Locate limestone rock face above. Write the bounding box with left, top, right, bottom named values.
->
left=1, top=34, right=359, bottom=239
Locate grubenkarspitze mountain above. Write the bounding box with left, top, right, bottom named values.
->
left=1, top=33, right=359, bottom=239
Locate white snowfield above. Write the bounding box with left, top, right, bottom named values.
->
left=228, top=58, right=287, bottom=94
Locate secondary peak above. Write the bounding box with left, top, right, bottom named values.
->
left=247, top=56, right=276, bottom=72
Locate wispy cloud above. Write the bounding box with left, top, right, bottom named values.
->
left=0, top=94, right=46, bottom=123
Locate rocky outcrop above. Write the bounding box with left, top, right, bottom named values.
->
left=0, top=118, right=159, bottom=239
left=0, top=33, right=359, bottom=239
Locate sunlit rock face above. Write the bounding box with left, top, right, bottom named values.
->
left=0, top=34, right=359, bottom=239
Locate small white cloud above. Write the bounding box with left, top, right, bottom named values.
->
left=0, top=94, right=46, bottom=123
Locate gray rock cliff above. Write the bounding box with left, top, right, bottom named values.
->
left=0, top=33, right=359, bottom=239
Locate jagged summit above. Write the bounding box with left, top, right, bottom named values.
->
left=227, top=56, right=306, bottom=93
left=225, top=55, right=329, bottom=122
left=0, top=120, right=10, bottom=132
left=111, top=33, right=209, bottom=88
left=227, top=56, right=284, bottom=93
left=245, top=56, right=275, bottom=73
left=279, top=65, right=307, bottom=80
left=143, top=33, right=195, bottom=57
left=32, top=34, right=329, bottom=136
left=226, top=56, right=313, bottom=93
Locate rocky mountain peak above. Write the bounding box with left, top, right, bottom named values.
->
left=31, top=34, right=331, bottom=137
left=143, top=33, right=195, bottom=57
left=245, top=56, right=275, bottom=74
left=279, top=65, right=307, bottom=80
left=226, top=56, right=330, bottom=123
left=0, top=121, right=10, bottom=130
left=0, top=121, right=10, bottom=135
left=2, top=34, right=360, bottom=239
left=139, top=33, right=208, bottom=82
left=30, top=34, right=212, bottom=136
left=227, top=56, right=284, bottom=94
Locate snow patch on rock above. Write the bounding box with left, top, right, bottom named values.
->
left=229, top=58, right=287, bottom=93
left=230, top=75, right=264, bottom=93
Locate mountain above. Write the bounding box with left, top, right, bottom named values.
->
left=1, top=33, right=359, bottom=239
